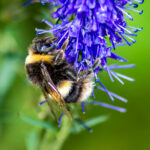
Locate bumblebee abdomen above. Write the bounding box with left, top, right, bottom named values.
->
left=64, top=80, right=94, bottom=103
left=78, top=80, right=94, bottom=102
left=56, top=80, right=73, bottom=99
left=64, top=83, right=81, bottom=103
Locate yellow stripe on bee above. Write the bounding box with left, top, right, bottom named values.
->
left=56, top=80, right=72, bottom=98
left=25, top=54, right=54, bottom=64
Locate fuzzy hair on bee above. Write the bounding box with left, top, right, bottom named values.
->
left=25, top=36, right=100, bottom=120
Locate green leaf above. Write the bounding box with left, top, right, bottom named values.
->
left=20, top=115, right=56, bottom=132
left=71, top=115, right=109, bottom=133
left=0, top=57, right=18, bottom=102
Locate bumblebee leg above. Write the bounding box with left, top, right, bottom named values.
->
left=54, top=36, right=69, bottom=64
left=54, top=50, right=64, bottom=65
left=92, top=58, right=101, bottom=71
left=51, top=36, right=58, bottom=43
left=78, top=58, right=100, bottom=80
left=61, top=36, right=69, bottom=51
left=65, top=70, right=77, bottom=81
left=78, top=69, right=93, bottom=81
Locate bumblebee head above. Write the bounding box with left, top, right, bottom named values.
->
left=30, top=37, right=57, bottom=54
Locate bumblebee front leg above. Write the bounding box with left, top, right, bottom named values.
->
left=78, top=58, right=101, bottom=80
left=65, top=70, right=77, bottom=81
left=54, top=36, right=69, bottom=65
left=61, top=36, right=69, bottom=51
left=78, top=69, right=93, bottom=81
left=54, top=50, right=65, bottom=65
left=92, top=58, right=101, bottom=71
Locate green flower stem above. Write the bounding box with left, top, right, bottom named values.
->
left=39, top=116, right=72, bottom=150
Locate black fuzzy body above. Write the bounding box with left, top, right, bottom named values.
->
left=26, top=60, right=83, bottom=103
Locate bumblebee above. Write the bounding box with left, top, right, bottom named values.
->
left=25, top=36, right=100, bottom=121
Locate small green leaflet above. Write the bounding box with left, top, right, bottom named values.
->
left=20, top=115, right=56, bottom=132
left=71, top=115, right=109, bottom=133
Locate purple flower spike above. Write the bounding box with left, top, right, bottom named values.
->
left=36, top=0, right=143, bottom=72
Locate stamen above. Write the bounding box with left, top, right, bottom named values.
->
left=117, top=24, right=132, bottom=34
left=126, top=26, right=143, bottom=33
left=106, top=66, right=114, bottom=82
left=57, top=30, right=69, bottom=45
left=112, top=71, right=135, bottom=82
left=110, top=52, right=127, bottom=62
left=110, top=71, right=124, bottom=84
left=74, top=50, right=79, bottom=69
left=109, top=43, right=133, bottom=49
left=123, top=33, right=137, bottom=37
left=35, top=28, right=53, bottom=35
left=116, top=6, right=133, bottom=20
left=95, top=86, right=127, bottom=103
left=124, top=7, right=143, bottom=15
left=92, top=101, right=126, bottom=113
left=42, top=19, right=53, bottom=28
left=96, top=79, right=114, bottom=101
left=128, top=4, right=139, bottom=8
left=75, top=118, right=93, bottom=132
left=75, top=33, right=79, bottom=53
left=122, top=34, right=136, bottom=43
left=119, top=33, right=131, bottom=45
left=81, top=102, right=85, bottom=114
left=108, top=64, right=135, bottom=69
left=38, top=100, right=47, bottom=106
left=92, top=90, right=95, bottom=99
left=58, top=114, right=64, bottom=127
left=132, top=0, right=144, bottom=4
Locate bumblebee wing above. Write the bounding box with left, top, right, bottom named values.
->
left=41, top=88, right=58, bottom=122
left=40, top=63, right=72, bottom=119
left=40, top=63, right=63, bottom=101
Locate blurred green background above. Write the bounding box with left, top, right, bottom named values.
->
left=0, top=1, right=149, bottom=150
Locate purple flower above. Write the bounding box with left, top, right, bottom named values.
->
left=32, top=0, right=143, bottom=112
left=37, top=0, right=143, bottom=69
